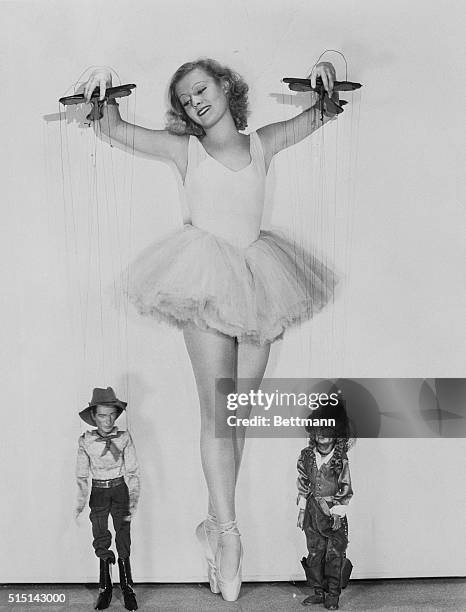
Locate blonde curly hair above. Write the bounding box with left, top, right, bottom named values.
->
left=166, top=58, right=249, bottom=137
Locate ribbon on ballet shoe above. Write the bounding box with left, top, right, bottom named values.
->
left=218, top=519, right=241, bottom=536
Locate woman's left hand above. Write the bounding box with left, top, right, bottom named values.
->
left=309, top=62, right=336, bottom=96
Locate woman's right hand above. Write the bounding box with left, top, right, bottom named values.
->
left=83, top=68, right=113, bottom=103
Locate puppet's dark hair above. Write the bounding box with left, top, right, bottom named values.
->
left=306, top=430, right=350, bottom=471
left=166, top=58, right=249, bottom=137
left=305, top=394, right=353, bottom=468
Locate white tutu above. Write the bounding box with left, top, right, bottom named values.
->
left=125, top=224, right=337, bottom=345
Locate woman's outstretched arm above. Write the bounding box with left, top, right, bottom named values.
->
left=84, top=68, right=187, bottom=168
left=257, top=62, right=339, bottom=168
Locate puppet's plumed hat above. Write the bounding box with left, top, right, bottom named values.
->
left=79, top=387, right=127, bottom=426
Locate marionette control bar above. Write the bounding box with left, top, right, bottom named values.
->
left=282, top=76, right=362, bottom=121
left=283, top=77, right=361, bottom=94
left=59, top=84, right=136, bottom=121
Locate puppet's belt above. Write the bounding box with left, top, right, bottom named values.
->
left=92, top=476, right=125, bottom=489
left=309, top=494, right=335, bottom=516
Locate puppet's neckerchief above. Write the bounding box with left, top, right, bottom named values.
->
left=92, top=430, right=122, bottom=462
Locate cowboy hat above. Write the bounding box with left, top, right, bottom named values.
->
left=79, top=387, right=127, bottom=426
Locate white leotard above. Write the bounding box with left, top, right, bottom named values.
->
left=183, top=132, right=266, bottom=249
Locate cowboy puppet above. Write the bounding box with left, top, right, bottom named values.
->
left=76, top=387, right=140, bottom=611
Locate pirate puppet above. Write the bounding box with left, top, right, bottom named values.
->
left=297, top=395, right=354, bottom=610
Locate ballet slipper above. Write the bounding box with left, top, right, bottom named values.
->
left=215, top=520, right=243, bottom=602
left=195, top=514, right=220, bottom=594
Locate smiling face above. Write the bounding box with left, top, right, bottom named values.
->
left=92, top=404, right=118, bottom=436
left=175, top=68, right=230, bottom=130
left=315, top=427, right=337, bottom=455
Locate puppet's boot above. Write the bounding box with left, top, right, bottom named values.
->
left=324, top=594, right=339, bottom=610
left=95, top=558, right=113, bottom=610
left=301, top=557, right=325, bottom=605
left=118, top=557, right=138, bottom=611
left=300, top=556, right=312, bottom=584
left=302, top=589, right=325, bottom=605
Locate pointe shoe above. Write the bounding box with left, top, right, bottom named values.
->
left=215, top=520, right=243, bottom=602
left=195, top=514, right=220, bottom=594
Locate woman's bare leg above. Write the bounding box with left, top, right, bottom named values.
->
left=184, top=324, right=243, bottom=580
left=183, top=324, right=237, bottom=524
left=184, top=325, right=271, bottom=581
left=233, top=341, right=270, bottom=479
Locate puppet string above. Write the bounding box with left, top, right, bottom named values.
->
left=278, top=51, right=360, bottom=376
left=59, top=75, right=136, bottom=431
left=308, top=50, right=348, bottom=82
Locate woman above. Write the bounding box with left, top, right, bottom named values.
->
left=82, top=57, right=339, bottom=601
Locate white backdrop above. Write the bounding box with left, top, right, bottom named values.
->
left=1, top=0, right=465, bottom=582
